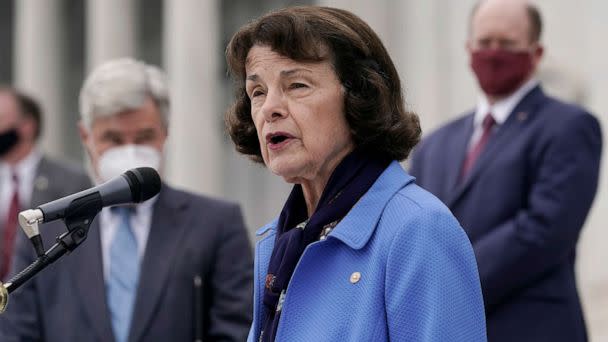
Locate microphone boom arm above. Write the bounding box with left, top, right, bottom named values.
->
left=0, top=192, right=103, bottom=313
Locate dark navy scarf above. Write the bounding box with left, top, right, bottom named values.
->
left=260, top=150, right=390, bottom=342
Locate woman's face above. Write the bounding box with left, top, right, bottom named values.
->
left=245, top=45, right=354, bottom=184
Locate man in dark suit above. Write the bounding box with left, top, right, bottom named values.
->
left=0, top=88, right=90, bottom=281
left=410, top=1, right=602, bottom=341
left=0, top=59, right=253, bottom=341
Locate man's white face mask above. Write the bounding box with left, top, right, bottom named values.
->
left=97, top=144, right=161, bottom=183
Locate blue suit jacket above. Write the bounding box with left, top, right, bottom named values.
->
left=410, top=86, right=602, bottom=342
left=0, top=185, right=253, bottom=342
left=248, top=162, right=486, bottom=342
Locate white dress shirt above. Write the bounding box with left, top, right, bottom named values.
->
left=99, top=195, right=158, bottom=281
left=0, top=149, right=42, bottom=225
left=469, top=78, right=539, bottom=149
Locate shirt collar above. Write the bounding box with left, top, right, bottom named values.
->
left=127, top=193, right=159, bottom=216
left=475, top=78, right=539, bottom=127
left=137, top=194, right=159, bottom=214
left=102, top=193, right=159, bottom=221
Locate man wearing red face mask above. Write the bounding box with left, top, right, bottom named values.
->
left=410, top=1, right=602, bottom=341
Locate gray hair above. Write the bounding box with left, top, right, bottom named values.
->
left=79, top=58, right=170, bottom=129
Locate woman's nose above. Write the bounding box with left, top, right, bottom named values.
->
left=260, top=89, right=288, bottom=122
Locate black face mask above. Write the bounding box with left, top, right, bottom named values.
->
left=0, top=128, right=19, bottom=157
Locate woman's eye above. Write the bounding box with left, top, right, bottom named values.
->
left=290, top=83, right=308, bottom=89
left=251, top=89, right=265, bottom=98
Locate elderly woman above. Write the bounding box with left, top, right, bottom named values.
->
left=226, top=6, right=486, bottom=342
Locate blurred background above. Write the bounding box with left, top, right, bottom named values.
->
left=0, top=0, right=606, bottom=339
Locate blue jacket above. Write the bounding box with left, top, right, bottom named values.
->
left=410, top=86, right=602, bottom=342
left=248, top=162, right=487, bottom=341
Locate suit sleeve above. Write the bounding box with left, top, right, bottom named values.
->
left=0, top=232, right=44, bottom=341
left=474, top=113, right=602, bottom=310
left=206, top=204, right=253, bottom=342
left=385, top=208, right=486, bottom=341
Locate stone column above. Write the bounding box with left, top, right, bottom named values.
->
left=85, top=0, right=138, bottom=71
left=13, top=0, right=66, bottom=158
left=573, top=1, right=608, bottom=340
left=163, top=0, right=223, bottom=196
left=316, top=0, right=392, bottom=45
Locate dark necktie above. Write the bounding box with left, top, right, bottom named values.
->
left=460, top=113, right=496, bottom=181
left=1, top=171, right=20, bottom=280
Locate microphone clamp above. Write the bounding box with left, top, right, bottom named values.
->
left=0, top=281, right=8, bottom=313
left=18, top=209, right=44, bottom=238
left=18, top=209, right=45, bottom=256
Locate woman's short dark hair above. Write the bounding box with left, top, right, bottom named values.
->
left=225, top=6, right=421, bottom=163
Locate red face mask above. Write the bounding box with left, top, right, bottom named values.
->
left=471, top=49, right=533, bottom=97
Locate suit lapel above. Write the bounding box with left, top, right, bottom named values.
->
left=444, top=115, right=475, bottom=199
left=71, top=218, right=116, bottom=342
left=446, top=86, right=545, bottom=208
left=30, top=157, right=53, bottom=207
left=128, top=187, right=188, bottom=342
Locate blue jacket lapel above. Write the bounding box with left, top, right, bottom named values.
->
left=255, top=162, right=414, bottom=251
left=251, top=220, right=278, bottom=341
left=329, top=161, right=414, bottom=249
left=128, top=186, right=188, bottom=342
left=71, top=218, right=116, bottom=342
left=446, top=86, right=545, bottom=208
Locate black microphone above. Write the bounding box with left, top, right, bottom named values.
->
left=18, top=167, right=161, bottom=254
left=0, top=167, right=162, bottom=313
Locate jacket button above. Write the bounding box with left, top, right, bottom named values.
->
left=350, top=272, right=361, bottom=284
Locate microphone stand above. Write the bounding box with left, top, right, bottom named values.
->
left=0, top=192, right=102, bottom=313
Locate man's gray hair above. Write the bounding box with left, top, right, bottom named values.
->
left=79, top=58, right=170, bottom=129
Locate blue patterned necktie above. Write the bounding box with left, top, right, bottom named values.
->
left=107, top=207, right=140, bottom=342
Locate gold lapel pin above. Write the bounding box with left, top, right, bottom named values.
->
left=517, top=111, right=528, bottom=122
left=34, top=176, right=49, bottom=191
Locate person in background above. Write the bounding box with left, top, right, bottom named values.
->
left=225, top=6, right=486, bottom=342
left=0, top=58, right=253, bottom=342
left=0, top=87, right=90, bottom=281
left=410, top=1, right=602, bottom=341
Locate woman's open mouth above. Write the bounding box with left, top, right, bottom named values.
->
left=266, top=132, right=294, bottom=150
